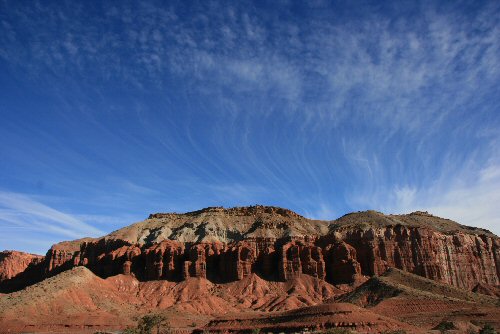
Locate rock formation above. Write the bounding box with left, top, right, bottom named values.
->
left=279, top=241, right=326, bottom=280
left=1, top=206, right=498, bottom=294
left=333, top=221, right=500, bottom=290
left=0, top=251, right=43, bottom=281
left=323, top=242, right=362, bottom=284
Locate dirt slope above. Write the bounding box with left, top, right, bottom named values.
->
left=340, top=268, right=498, bottom=307
left=0, top=267, right=339, bottom=333
left=1, top=206, right=499, bottom=333
left=201, top=302, right=418, bottom=333
left=339, top=268, right=500, bottom=330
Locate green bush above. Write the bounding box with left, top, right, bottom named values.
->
left=479, top=324, right=497, bottom=334
left=122, top=313, right=170, bottom=334
left=434, top=321, right=457, bottom=334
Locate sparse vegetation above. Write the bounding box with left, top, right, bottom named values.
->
left=381, top=330, right=407, bottom=334
left=123, top=328, right=139, bottom=334
left=434, top=321, right=457, bottom=334
left=323, top=328, right=354, bottom=334
left=121, top=313, right=170, bottom=334
left=479, top=324, right=497, bottom=334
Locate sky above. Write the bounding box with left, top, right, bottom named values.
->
left=1, top=0, right=499, bottom=254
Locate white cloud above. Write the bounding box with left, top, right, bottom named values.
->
left=423, top=165, right=500, bottom=234
left=0, top=191, right=105, bottom=240
left=2, top=1, right=498, bottom=130
left=373, top=162, right=500, bottom=235
left=305, top=202, right=336, bottom=221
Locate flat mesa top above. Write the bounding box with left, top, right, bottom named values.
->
left=43, top=206, right=493, bottom=250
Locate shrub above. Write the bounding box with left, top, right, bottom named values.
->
left=122, top=313, right=170, bottom=334
left=122, top=328, right=139, bottom=334
left=479, top=324, right=497, bottom=334
left=434, top=321, right=457, bottom=334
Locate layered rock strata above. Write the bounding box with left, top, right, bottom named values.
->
left=0, top=206, right=498, bottom=293
left=0, top=251, right=44, bottom=281
left=332, top=225, right=500, bottom=290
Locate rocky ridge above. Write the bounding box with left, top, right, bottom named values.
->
left=1, top=206, right=499, bottom=294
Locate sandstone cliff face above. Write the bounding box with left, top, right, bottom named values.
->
left=36, top=229, right=499, bottom=292
left=279, top=241, right=326, bottom=280
left=0, top=251, right=44, bottom=281
left=0, top=251, right=45, bottom=292
left=333, top=225, right=500, bottom=290
left=1, top=206, right=498, bottom=293
left=323, top=242, right=362, bottom=284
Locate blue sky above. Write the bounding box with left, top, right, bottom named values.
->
left=1, top=0, right=499, bottom=254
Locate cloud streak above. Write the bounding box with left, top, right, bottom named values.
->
left=0, top=0, right=499, bottom=254
left=0, top=191, right=105, bottom=241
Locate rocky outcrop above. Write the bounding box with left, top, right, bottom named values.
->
left=323, top=242, right=363, bottom=284
left=0, top=251, right=44, bottom=281
left=0, top=251, right=45, bottom=292
left=1, top=206, right=499, bottom=293
left=144, top=241, right=183, bottom=280
left=472, top=282, right=500, bottom=297
left=183, top=244, right=208, bottom=279
left=279, top=241, right=326, bottom=280
left=218, top=242, right=255, bottom=281
left=334, top=225, right=500, bottom=290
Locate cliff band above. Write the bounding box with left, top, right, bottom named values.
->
left=1, top=206, right=498, bottom=293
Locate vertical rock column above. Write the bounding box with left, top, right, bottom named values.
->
left=236, top=245, right=255, bottom=280
left=183, top=244, right=207, bottom=279
left=324, top=242, right=362, bottom=284
left=300, top=246, right=326, bottom=279
left=279, top=242, right=326, bottom=280
left=279, top=243, right=302, bottom=280
left=144, top=241, right=184, bottom=280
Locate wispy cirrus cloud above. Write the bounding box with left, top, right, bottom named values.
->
left=0, top=191, right=104, bottom=242
left=2, top=1, right=498, bottom=131
left=400, top=162, right=500, bottom=235
left=0, top=0, right=499, bottom=253
left=346, top=153, right=500, bottom=235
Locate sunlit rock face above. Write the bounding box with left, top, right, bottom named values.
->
left=0, top=251, right=44, bottom=281
left=1, top=206, right=498, bottom=292
left=331, top=225, right=500, bottom=290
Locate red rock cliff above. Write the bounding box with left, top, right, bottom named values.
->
left=333, top=226, right=499, bottom=290
left=1, top=207, right=498, bottom=293
left=0, top=251, right=44, bottom=281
